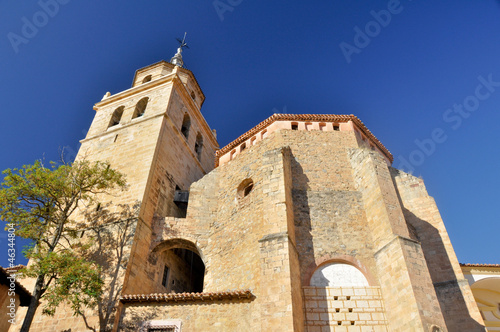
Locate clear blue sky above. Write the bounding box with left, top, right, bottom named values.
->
left=1, top=1, right=499, bottom=267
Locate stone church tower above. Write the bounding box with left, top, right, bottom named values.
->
left=9, top=48, right=487, bottom=331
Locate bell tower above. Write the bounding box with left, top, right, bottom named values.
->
left=75, top=45, right=218, bottom=328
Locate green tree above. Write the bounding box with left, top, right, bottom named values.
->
left=0, top=160, right=127, bottom=332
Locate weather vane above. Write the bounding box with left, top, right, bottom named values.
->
left=176, top=32, right=189, bottom=51
left=170, top=32, right=188, bottom=67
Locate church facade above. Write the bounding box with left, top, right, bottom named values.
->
left=8, top=54, right=491, bottom=331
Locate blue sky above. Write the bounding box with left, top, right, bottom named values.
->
left=1, top=1, right=499, bottom=267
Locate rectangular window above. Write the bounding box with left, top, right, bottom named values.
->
left=162, top=265, right=170, bottom=288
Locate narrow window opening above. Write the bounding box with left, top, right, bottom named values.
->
left=346, top=296, right=351, bottom=300
left=337, top=321, right=342, bottom=326
left=333, top=125, right=340, bottom=131
left=291, top=122, right=298, bottom=130
left=114, top=134, right=118, bottom=143
left=351, top=321, right=355, bottom=326
left=142, top=75, right=152, bottom=84
left=335, top=308, right=340, bottom=313
left=108, top=106, right=124, bottom=128
left=161, top=265, right=170, bottom=288
left=348, top=308, right=353, bottom=312
left=334, top=296, right=338, bottom=300
left=96, top=203, right=101, bottom=212
left=240, top=143, right=246, bottom=152
left=195, top=133, right=203, bottom=160
left=80, top=231, right=85, bottom=238
left=190, top=91, right=196, bottom=100
left=133, top=97, right=149, bottom=118
left=181, top=113, right=191, bottom=139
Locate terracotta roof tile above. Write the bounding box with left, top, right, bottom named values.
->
left=120, top=289, right=254, bottom=303
left=4, top=264, right=25, bottom=273
left=215, top=114, right=393, bottom=166
left=460, top=263, right=500, bottom=267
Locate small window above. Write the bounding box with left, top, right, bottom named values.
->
left=190, top=91, right=196, bottom=100
left=161, top=265, right=170, bottom=288
left=250, top=137, right=256, bottom=145
left=319, top=123, right=326, bottom=131
left=305, top=122, right=313, bottom=130
left=240, top=143, right=246, bottom=152
left=108, top=106, right=124, bottom=128
left=181, top=113, right=191, bottom=138
left=195, top=133, right=203, bottom=160
left=142, top=75, right=152, bottom=84
left=333, top=125, right=340, bottom=131
left=230, top=149, right=236, bottom=160
left=133, top=97, right=149, bottom=118
left=237, top=178, right=254, bottom=198
left=291, top=122, right=298, bottom=130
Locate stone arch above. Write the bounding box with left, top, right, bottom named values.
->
left=151, top=238, right=205, bottom=264
left=150, top=238, right=206, bottom=293
left=304, top=254, right=375, bottom=286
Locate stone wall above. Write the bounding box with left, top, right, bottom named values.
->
left=303, top=286, right=387, bottom=331
left=391, top=169, right=485, bottom=331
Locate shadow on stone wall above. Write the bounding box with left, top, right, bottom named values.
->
left=402, top=208, right=485, bottom=331
left=78, top=202, right=140, bottom=332
left=289, top=153, right=332, bottom=327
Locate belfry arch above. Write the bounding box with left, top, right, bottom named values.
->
left=151, top=238, right=205, bottom=293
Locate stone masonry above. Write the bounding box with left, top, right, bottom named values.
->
left=9, top=59, right=486, bottom=332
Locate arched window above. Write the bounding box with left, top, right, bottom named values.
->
left=181, top=113, right=191, bottom=138
left=108, top=106, right=124, bottom=128
left=310, top=262, right=369, bottom=287
left=195, top=133, right=203, bottom=160
left=237, top=178, right=254, bottom=198
left=133, top=97, right=149, bottom=118
left=142, top=75, right=152, bottom=83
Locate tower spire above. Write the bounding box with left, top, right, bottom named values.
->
left=170, top=32, right=189, bottom=67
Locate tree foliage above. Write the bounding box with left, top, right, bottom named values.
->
left=0, top=159, right=127, bottom=331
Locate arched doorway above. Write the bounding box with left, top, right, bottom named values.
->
left=153, top=239, right=205, bottom=293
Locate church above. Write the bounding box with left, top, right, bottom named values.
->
left=5, top=45, right=500, bottom=332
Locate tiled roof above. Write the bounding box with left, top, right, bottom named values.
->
left=215, top=114, right=393, bottom=165
left=0, top=266, right=32, bottom=306
left=460, top=263, right=500, bottom=267
left=4, top=264, right=25, bottom=273
left=120, top=290, right=253, bottom=303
